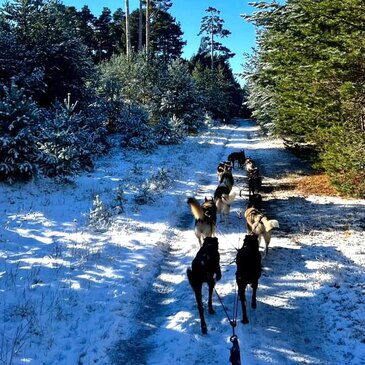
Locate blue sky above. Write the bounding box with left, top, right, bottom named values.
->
left=61, top=0, right=258, bottom=83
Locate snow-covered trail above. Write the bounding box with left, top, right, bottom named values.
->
left=2, top=119, right=364, bottom=365
left=110, top=119, right=365, bottom=365
left=110, top=122, right=244, bottom=364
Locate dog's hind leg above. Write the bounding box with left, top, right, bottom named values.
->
left=238, top=282, right=249, bottom=324
left=262, top=232, right=272, bottom=258
left=251, top=280, right=258, bottom=309
left=207, top=279, right=215, bottom=315
left=193, top=282, right=207, bottom=334
left=195, top=227, right=203, bottom=247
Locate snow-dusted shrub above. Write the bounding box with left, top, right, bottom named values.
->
left=133, top=183, right=155, bottom=205
left=160, top=60, right=203, bottom=133
left=96, top=52, right=163, bottom=119
left=154, top=117, right=184, bottom=145
left=130, top=163, right=143, bottom=175
left=133, top=168, right=172, bottom=205
left=119, top=105, right=156, bottom=151
left=181, top=113, right=205, bottom=135
left=149, top=168, right=171, bottom=192
left=0, top=81, right=42, bottom=183
left=87, top=195, right=112, bottom=232
left=92, top=70, right=125, bottom=134
left=112, top=182, right=127, bottom=214
left=202, top=112, right=215, bottom=127
left=38, top=102, right=93, bottom=177
left=39, top=96, right=108, bottom=177
left=79, top=102, right=109, bottom=154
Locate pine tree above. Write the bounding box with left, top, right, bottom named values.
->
left=243, top=0, right=365, bottom=196
left=0, top=0, right=95, bottom=106
left=160, top=60, right=202, bottom=125
left=198, top=7, right=234, bottom=72
left=74, top=5, right=97, bottom=59
left=87, top=195, right=112, bottom=232
left=0, top=81, right=41, bottom=182
left=154, top=117, right=181, bottom=145
left=38, top=95, right=100, bottom=177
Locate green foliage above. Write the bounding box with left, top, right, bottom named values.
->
left=124, top=6, right=185, bottom=62
left=97, top=52, right=162, bottom=115
left=243, top=0, right=365, bottom=196
left=113, top=182, right=127, bottom=214
left=38, top=96, right=108, bottom=176
left=198, top=6, right=234, bottom=70
left=87, top=195, right=112, bottom=232
left=150, top=10, right=186, bottom=61
left=160, top=60, right=203, bottom=131
left=154, top=116, right=183, bottom=145
left=97, top=53, right=204, bottom=138
left=0, top=81, right=41, bottom=182
left=314, top=125, right=365, bottom=197
left=192, top=59, right=243, bottom=121
left=0, top=0, right=95, bottom=106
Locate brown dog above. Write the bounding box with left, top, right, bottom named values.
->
left=187, top=197, right=217, bottom=246
left=244, top=207, right=279, bottom=257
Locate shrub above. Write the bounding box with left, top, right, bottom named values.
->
left=87, top=195, right=112, bottom=232
left=0, top=81, right=42, bottom=182
left=38, top=96, right=109, bottom=176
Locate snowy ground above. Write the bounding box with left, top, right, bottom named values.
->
left=1, top=119, right=364, bottom=365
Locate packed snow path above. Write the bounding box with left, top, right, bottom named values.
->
left=110, top=119, right=365, bottom=365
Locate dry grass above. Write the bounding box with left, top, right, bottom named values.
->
left=293, top=174, right=340, bottom=196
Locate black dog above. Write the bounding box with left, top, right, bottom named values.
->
left=187, top=237, right=222, bottom=334
left=248, top=167, right=262, bottom=196
left=248, top=193, right=263, bottom=210
left=228, top=150, right=246, bottom=169
left=236, top=235, right=262, bottom=324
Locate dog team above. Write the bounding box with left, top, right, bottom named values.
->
left=187, top=149, right=280, bottom=334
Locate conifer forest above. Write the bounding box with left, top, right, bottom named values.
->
left=0, top=0, right=364, bottom=197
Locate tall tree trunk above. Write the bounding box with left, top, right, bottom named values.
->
left=125, top=0, right=131, bottom=58
left=210, top=28, right=214, bottom=73
left=145, top=0, right=150, bottom=59
left=138, top=0, right=143, bottom=52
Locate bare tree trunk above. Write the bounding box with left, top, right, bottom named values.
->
left=125, top=0, right=131, bottom=58
left=145, top=0, right=150, bottom=59
left=210, top=29, right=214, bottom=73
left=138, top=0, right=143, bottom=52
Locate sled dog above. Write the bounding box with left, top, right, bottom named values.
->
left=236, top=234, right=262, bottom=324
left=244, top=207, right=279, bottom=257
left=187, top=236, right=222, bottom=334
left=187, top=197, right=217, bottom=246
left=228, top=150, right=246, bottom=169
left=214, top=184, right=236, bottom=226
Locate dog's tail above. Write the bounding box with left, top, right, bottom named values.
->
left=187, top=197, right=204, bottom=220
left=263, top=219, right=279, bottom=232
left=222, top=191, right=236, bottom=205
